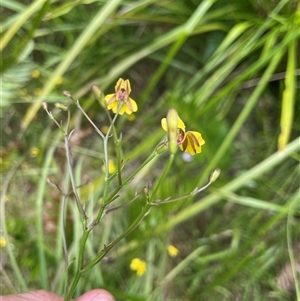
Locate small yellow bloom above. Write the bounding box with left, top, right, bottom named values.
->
left=101, top=159, right=116, bottom=174
left=130, top=258, right=146, bottom=276
left=0, top=236, right=7, bottom=248
left=31, top=69, right=40, bottom=78
left=55, top=76, right=63, bottom=85
left=34, top=88, right=42, bottom=96
left=127, top=113, right=136, bottom=121
left=161, top=114, right=205, bottom=155
left=30, top=147, right=40, bottom=158
left=105, top=78, right=138, bottom=115
left=168, top=245, right=179, bottom=257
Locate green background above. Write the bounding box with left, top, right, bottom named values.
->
left=1, top=0, right=299, bottom=300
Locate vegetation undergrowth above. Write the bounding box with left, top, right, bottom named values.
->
left=1, top=0, right=299, bottom=300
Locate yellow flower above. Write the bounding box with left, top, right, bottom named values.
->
left=34, top=88, right=42, bottom=96
left=55, top=76, right=63, bottom=85
left=0, top=236, right=7, bottom=248
left=130, top=258, right=146, bottom=276
left=30, top=147, right=40, bottom=158
left=161, top=114, right=205, bottom=155
left=105, top=78, right=138, bottom=115
left=31, top=69, right=40, bottom=78
left=127, top=113, right=136, bottom=121
left=168, top=245, right=179, bottom=257
left=101, top=159, right=116, bottom=174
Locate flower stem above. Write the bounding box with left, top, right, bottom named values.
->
left=64, top=91, right=105, bottom=139
left=82, top=202, right=152, bottom=272
left=105, top=109, right=123, bottom=185
left=65, top=201, right=153, bottom=301
left=103, top=151, right=158, bottom=207
left=64, top=227, right=92, bottom=301
left=150, top=154, right=174, bottom=202
left=64, top=134, right=87, bottom=221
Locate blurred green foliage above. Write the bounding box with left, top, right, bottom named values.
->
left=1, top=0, right=299, bottom=300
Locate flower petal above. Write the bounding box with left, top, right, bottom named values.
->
left=182, top=134, right=197, bottom=155
left=115, top=78, right=124, bottom=92
left=179, top=136, right=188, bottom=152
left=161, top=116, right=185, bottom=132
left=105, top=94, right=116, bottom=106
left=177, top=116, right=185, bottom=131
left=188, top=131, right=205, bottom=146
left=161, top=111, right=204, bottom=155
left=124, top=97, right=137, bottom=114
left=161, top=118, right=168, bottom=132
left=106, top=98, right=119, bottom=113
left=115, top=78, right=131, bottom=95
left=125, top=79, right=131, bottom=94
left=181, top=131, right=205, bottom=155
left=118, top=105, right=126, bottom=115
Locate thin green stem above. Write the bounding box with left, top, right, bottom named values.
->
left=83, top=203, right=152, bottom=272
left=104, top=108, right=123, bottom=185
left=65, top=202, right=152, bottom=300
left=64, top=91, right=105, bottom=139
left=153, top=177, right=214, bottom=205
left=61, top=110, right=71, bottom=295
left=62, top=194, right=69, bottom=296
left=150, top=154, right=174, bottom=202
left=105, top=151, right=159, bottom=206
left=115, top=137, right=123, bottom=186
left=94, top=151, right=158, bottom=224
left=64, top=226, right=93, bottom=301
left=103, top=108, right=120, bottom=184
left=64, top=272, right=81, bottom=301
left=98, top=108, right=121, bottom=226
left=64, top=134, right=87, bottom=222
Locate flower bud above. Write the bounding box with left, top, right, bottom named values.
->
left=62, top=90, right=72, bottom=98
left=209, top=168, right=221, bottom=183
left=55, top=102, right=69, bottom=111
left=91, top=84, right=105, bottom=108
left=166, top=109, right=178, bottom=154
left=42, top=101, right=48, bottom=111
left=155, top=142, right=168, bottom=155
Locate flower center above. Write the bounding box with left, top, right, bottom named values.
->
left=117, top=88, right=128, bottom=101
left=177, top=129, right=185, bottom=144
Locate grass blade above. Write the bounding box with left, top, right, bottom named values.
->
left=21, top=0, right=123, bottom=134
left=153, top=136, right=300, bottom=234
left=278, top=36, right=296, bottom=150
